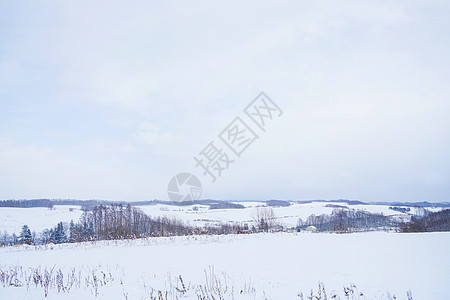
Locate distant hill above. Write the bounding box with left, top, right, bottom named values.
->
left=1, top=198, right=449, bottom=209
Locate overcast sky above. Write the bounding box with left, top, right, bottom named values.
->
left=0, top=1, right=449, bottom=202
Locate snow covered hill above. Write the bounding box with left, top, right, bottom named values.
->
left=0, top=232, right=448, bottom=299
left=0, top=201, right=425, bottom=236
left=0, top=205, right=83, bottom=235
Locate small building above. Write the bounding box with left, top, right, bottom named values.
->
left=305, top=226, right=317, bottom=232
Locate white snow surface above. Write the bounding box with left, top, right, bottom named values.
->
left=0, top=232, right=449, bottom=299
left=0, top=202, right=437, bottom=235
left=137, top=202, right=413, bottom=228
left=0, top=206, right=83, bottom=234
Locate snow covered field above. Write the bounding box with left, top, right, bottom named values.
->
left=0, top=232, right=449, bottom=299
left=0, top=206, right=83, bottom=235
left=0, top=201, right=426, bottom=235
left=117, top=202, right=413, bottom=229
left=1, top=202, right=447, bottom=299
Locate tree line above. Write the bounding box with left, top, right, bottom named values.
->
left=1, top=204, right=191, bottom=246
left=0, top=199, right=54, bottom=208
left=0, top=204, right=252, bottom=246
left=401, top=209, right=450, bottom=232
left=1, top=205, right=449, bottom=247
left=297, top=209, right=394, bottom=232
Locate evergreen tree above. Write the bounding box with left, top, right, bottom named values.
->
left=20, top=225, right=32, bottom=245
left=69, top=220, right=75, bottom=242
left=54, top=222, right=66, bottom=244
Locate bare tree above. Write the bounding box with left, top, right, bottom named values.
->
left=252, top=207, right=276, bottom=232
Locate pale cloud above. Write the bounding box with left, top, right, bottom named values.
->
left=0, top=0, right=449, bottom=202
left=135, top=121, right=174, bottom=146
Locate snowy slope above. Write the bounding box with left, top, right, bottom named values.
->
left=0, top=201, right=437, bottom=234
left=0, top=206, right=83, bottom=234
left=138, top=202, right=411, bottom=228
left=0, top=232, right=449, bottom=299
